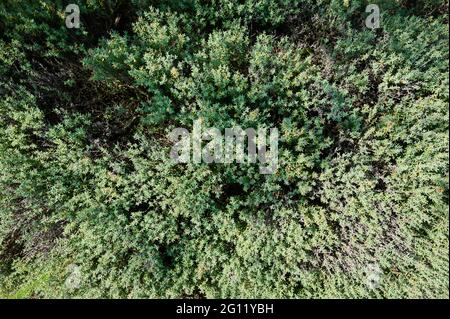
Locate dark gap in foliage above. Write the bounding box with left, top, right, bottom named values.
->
left=0, top=230, right=24, bottom=270
left=157, top=245, right=174, bottom=269
left=130, top=202, right=151, bottom=214
left=222, top=182, right=245, bottom=198
left=82, top=1, right=138, bottom=45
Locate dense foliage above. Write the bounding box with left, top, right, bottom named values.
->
left=0, top=0, right=448, bottom=298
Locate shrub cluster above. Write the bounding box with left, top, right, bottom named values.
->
left=0, top=0, right=448, bottom=298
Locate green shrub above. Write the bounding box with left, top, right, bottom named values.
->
left=0, top=0, right=448, bottom=298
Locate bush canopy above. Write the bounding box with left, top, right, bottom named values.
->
left=0, top=0, right=448, bottom=298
